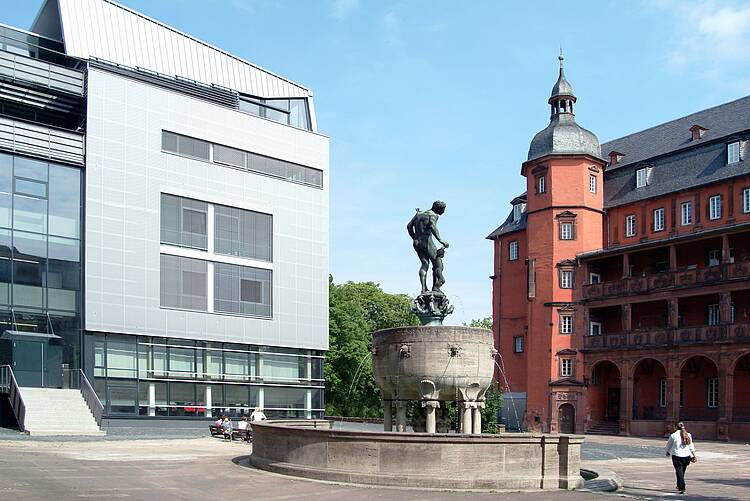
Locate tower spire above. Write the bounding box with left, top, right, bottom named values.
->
left=549, top=51, right=575, bottom=120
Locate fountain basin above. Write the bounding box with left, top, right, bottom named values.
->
left=249, top=421, right=585, bottom=490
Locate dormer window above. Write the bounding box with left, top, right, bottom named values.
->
left=608, top=150, right=624, bottom=165
left=513, top=203, right=525, bottom=222
left=690, top=124, right=708, bottom=141
left=636, top=167, right=652, bottom=188
left=728, top=141, right=741, bottom=164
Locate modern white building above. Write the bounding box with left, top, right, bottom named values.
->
left=0, top=0, right=328, bottom=429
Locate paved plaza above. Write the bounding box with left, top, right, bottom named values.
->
left=0, top=432, right=748, bottom=500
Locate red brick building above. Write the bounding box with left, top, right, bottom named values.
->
left=488, top=55, right=750, bottom=440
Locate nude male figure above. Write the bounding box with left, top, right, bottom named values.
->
left=407, top=200, right=449, bottom=294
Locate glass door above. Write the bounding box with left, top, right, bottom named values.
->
left=107, top=382, right=138, bottom=415
left=13, top=339, right=44, bottom=387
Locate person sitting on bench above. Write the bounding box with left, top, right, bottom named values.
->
left=220, top=415, right=234, bottom=440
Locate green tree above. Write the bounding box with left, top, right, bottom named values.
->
left=326, top=277, right=418, bottom=417
left=466, top=316, right=493, bottom=330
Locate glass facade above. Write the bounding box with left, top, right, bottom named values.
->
left=0, top=153, right=82, bottom=386
left=93, top=332, right=324, bottom=418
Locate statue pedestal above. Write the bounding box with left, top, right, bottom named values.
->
left=412, top=291, right=454, bottom=325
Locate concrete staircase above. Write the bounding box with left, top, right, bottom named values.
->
left=20, top=388, right=105, bottom=436
left=587, top=420, right=620, bottom=436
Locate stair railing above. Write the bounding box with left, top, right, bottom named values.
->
left=0, top=365, right=26, bottom=432
left=74, top=369, right=104, bottom=427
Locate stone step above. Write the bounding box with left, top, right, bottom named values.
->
left=18, top=387, right=105, bottom=436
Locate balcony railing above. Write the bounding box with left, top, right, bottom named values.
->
left=582, top=261, right=750, bottom=301
left=0, top=49, right=84, bottom=96
left=0, top=115, right=84, bottom=165
left=583, top=323, right=750, bottom=350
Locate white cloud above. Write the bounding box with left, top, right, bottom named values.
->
left=331, top=0, right=359, bottom=20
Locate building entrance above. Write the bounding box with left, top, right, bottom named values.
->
left=8, top=338, right=62, bottom=388
left=559, top=403, right=575, bottom=433
left=607, top=388, right=621, bottom=419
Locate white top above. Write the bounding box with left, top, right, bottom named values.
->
left=250, top=410, right=267, bottom=422
left=237, top=421, right=248, bottom=430
left=666, top=430, right=696, bottom=457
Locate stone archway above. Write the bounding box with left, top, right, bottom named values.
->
left=733, top=352, right=750, bottom=423
left=680, top=355, right=719, bottom=422
left=559, top=403, right=575, bottom=434
left=632, top=358, right=667, bottom=421
left=589, top=360, right=621, bottom=424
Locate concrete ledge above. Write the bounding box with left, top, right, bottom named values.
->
left=250, top=421, right=585, bottom=490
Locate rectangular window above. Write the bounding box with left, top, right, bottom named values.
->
left=681, top=202, right=692, bottom=226
left=709, top=195, right=722, bottom=220
left=728, top=141, right=740, bottom=164
left=161, top=194, right=208, bottom=250
left=537, top=176, right=546, bottom=194
left=707, top=377, right=719, bottom=408
left=560, top=314, right=573, bottom=334
left=560, top=222, right=573, bottom=240
left=214, top=204, right=272, bottom=261
left=653, top=208, right=665, bottom=232
left=708, top=249, right=721, bottom=266
left=589, top=321, right=602, bottom=336
left=513, top=336, right=524, bottom=353
left=513, top=204, right=524, bottom=222
left=589, top=272, right=601, bottom=284
left=528, top=258, right=536, bottom=298
left=160, top=254, right=208, bottom=311
left=625, top=215, right=636, bottom=237
left=561, top=358, right=573, bottom=377
left=509, top=241, right=519, bottom=261
left=589, top=174, right=597, bottom=193
left=707, top=303, right=720, bottom=326
left=161, top=131, right=210, bottom=161
left=744, top=188, right=750, bottom=214
left=636, top=167, right=652, bottom=188
left=659, top=378, right=667, bottom=408
left=214, top=263, right=272, bottom=317
left=679, top=379, right=684, bottom=407
left=560, top=269, right=573, bottom=289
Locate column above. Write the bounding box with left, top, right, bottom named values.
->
left=383, top=401, right=393, bottom=432
left=718, top=356, right=733, bottom=441
left=149, top=382, right=156, bottom=417
left=258, top=387, right=265, bottom=411
left=395, top=401, right=408, bottom=432
left=666, top=358, right=680, bottom=436
left=720, top=292, right=732, bottom=324
left=622, top=253, right=630, bottom=279
left=668, top=298, right=679, bottom=328
left=620, top=360, right=632, bottom=435
left=206, top=384, right=212, bottom=418
left=722, top=234, right=731, bottom=263
left=622, top=304, right=632, bottom=332
left=460, top=402, right=473, bottom=434
left=423, top=401, right=439, bottom=434
left=472, top=402, right=485, bottom=435
left=306, top=389, right=312, bottom=420
left=669, top=244, right=677, bottom=271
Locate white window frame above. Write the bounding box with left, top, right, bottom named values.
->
left=744, top=188, right=750, bottom=214
left=636, top=167, right=652, bottom=188
left=625, top=215, right=636, bottom=237
left=560, top=222, right=573, bottom=240
left=560, top=270, right=573, bottom=289
left=589, top=173, right=597, bottom=193
left=653, top=207, right=665, bottom=232
left=707, top=377, right=719, bottom=408
left=589, top=272, right=601, bottom=284
left=560, top=314, right=573, bottom=334
left=659, top=378, right=667, bottom=408
left=708, top=249, right=721, bottom=267
left=513, top=203, right=525, bottom=222
left=681, top=202, right=692, bottom=226
left=709, top=195, right=722, bottom=220
left=509, top=241, right=519, bottom=261
left=728, top=141, right=740, bottom=164
left=538, top=175, right=546, bottom=194
left=708, top=303, right=720, bottom=325
left=513, top=336, right=524, bottom=353
left=589, top=321, right=602, bottom=336
left=561, top=359, right=573, bottom=377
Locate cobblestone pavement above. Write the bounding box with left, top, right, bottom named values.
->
left=0, top=431, right=748, bottom=500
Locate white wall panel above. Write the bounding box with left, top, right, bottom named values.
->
left=85, top=68, right=329, bottom=351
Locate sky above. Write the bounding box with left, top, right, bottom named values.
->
left=4, top=0, right=750, bottom=324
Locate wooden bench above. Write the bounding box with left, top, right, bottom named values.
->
left=209, top=424, right=251, bottom=441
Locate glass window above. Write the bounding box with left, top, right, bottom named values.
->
left=708, top=304, right=720, bottom=325
left=659, top=379, right=667, bottom=408
left=14, top=178, right=47, bottom=198
left=214, top=204, right=272, bottom=261
left=560, top=270, right=573, bottom=289
left=213, top=144, right=246, bottom=169
left=169, top=382, right=197, bottom=416
left=589, top=173, right=597, bottom=193
left=560, top=314, right=573, bottom=334
left=160, top=254, right=207, bottom=311
left=512, top=204, right=523, bottom=222
left=744, top=188, right=750, bottom=214
left=47, top=236, right=80, bottom=312
left=537, top=176, right=545, bottom=194
left=13, top=231, right=45, bottom=309
left=653, top=208, right=665, bottom=232
left=48, top=164, right=81, bottom=238
left=636, top=167, right=651, bottom=188
left=263, top=354, right=301, bottom=382
left=513, top=336, right=523, bottom=353
left=0, top=154, right=11, bottom=229
left=288, top=99, right=310, bottom=130
left=727, top=142, right=740, bottom=164
left=561, top=359, right=573, bottom=377
left=214, top=263, right=272, bottom=317
left=589, top=322, right=602, bottom=336
left=0, top=229, right=10, bottom=305
left=14, top=156, right=48, bottom=182
left=160, top=194, right=208, bottom=250
left=94, top=334, right=105, bottom=377
left=106, top=335, right=137, bottom=378
left=161, top=132, right=210, bottom=161
left=681, top=202, right=692, bottom=226
left=707, top=377, right=719, bottom=408
left=169, top=345, right=196, bottom=377
left=589, top=273, right=601, bottom=284
left=13, top=191, right=47, bottom=234
left=709, top=195, right=722, bottom=220
left=264, top=386, right=307, bottom=409
left=224, top=349, right=250, bottom=381
left=625, top=215, right=636, bottom=237
left=560, top=222, right=573, bottom=240
left=509, top=241, right=518, bottom=261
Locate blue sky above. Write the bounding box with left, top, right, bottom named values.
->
left=5, top=0, right=750, bottom=324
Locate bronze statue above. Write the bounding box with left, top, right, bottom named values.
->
left=407, top=201, right=449, bottom=294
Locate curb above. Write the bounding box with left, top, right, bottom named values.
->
left=580, top=468, right=622, bottom=492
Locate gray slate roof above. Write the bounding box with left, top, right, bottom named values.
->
left=603, top=95, right=750, bottom=208
left=486, top=210, right=527, bottom=239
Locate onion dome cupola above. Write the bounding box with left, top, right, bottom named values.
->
left=527, top=52, right=602, bottom=162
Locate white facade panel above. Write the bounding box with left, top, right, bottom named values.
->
left=84, top=68, right=329, bottom=351
left=55, top=0, right=309, bottom=99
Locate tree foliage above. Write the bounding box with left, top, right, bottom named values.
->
left=326, top=277, right=418, bottom=417
left=466, top=316, right=493, bottom=330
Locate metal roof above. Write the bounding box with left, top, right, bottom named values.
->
left=31, top=0, right=311, bottom=99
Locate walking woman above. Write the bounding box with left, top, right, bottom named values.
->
left=665, top=422, right=697, bottom=494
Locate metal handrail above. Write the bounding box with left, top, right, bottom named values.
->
left=73, top=369, right=104, bottom=428
left=0, top=365, right=26, bottom=432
